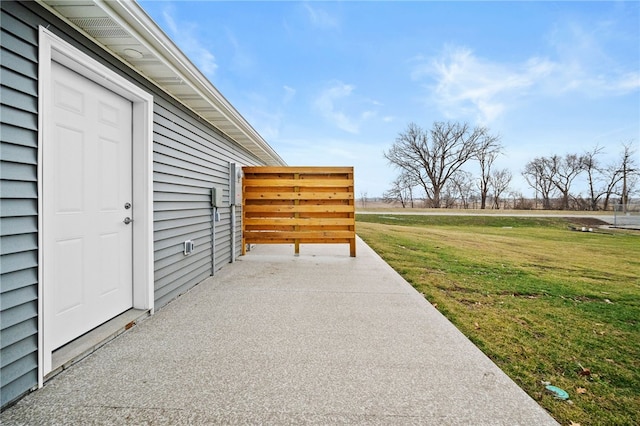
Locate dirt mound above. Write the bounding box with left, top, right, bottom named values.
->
left=565, top=217, right=609, bottom=226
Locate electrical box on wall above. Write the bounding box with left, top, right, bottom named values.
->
left=183, top=240, right=195, bottom=255
left=230, top=163, right=242, bottom=206
left=211, top=187, right=223, bottom=207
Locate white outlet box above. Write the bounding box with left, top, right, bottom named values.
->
left=183, top=240, right=195, bottom=255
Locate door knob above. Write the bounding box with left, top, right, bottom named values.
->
left=123, top=217, right=133, bottom=225
left=124, top=202, right=131, bottom=209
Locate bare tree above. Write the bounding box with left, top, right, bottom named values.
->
left=581, top=145, right=605, bottom=210
left=384, top=121, right=492, bottom=208
left=508, top=190, right=533, bottom=210
left=446, top=170, right=475, bottom=209
left=600, top=162, right=624, bottom=211
left=489, top=168, right=512, bottom=209
left=360, top=191, right=368, bottom=209
left=619, top=143, right=639, bottom=212
left=581, top=143, right=639, bottom=211
left=522, top=157, right=556, bottom=209
left=626, top=173, right=639, bottom=202
left=475, top=134, right=502, bottom=209
left=549, top=154, right=584, bottom=210
left=440, top=184, right=457, bottom=208
left=382, top=172, right=416, bottom=208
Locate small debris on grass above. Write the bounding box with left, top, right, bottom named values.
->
left=474, top=322, right=480, bottom=329
left=577, top=364, right=591, bottom=377
left=576, top=387, right=587, bottom=394
left=545, top=384, right=570, bottom=400
left=604, top=298, right=613, bottom=304
left=432, top=303, right=438, bottom=309
left=569, top=421, right=581, bottom=426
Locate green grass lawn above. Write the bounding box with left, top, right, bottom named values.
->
left=356, top=214, right=640, bottom=426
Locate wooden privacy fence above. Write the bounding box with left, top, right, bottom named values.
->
left=242, top=166, right=356, bottom=257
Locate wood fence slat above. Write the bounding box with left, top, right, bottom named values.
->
left=243, top=178, right=353, bottom=187
left=243, top=192, right=354, bottom=200
left=242, top=166, right=355, bottom=256
left=244, top=204, right=354, bottom=213
left=245, top=218, right=355, bottom=226
left=245, top=239, right=354, bottom=245
left=243, top=166, right=353, bottom=174
left=244, top=230, right=355, bottom=239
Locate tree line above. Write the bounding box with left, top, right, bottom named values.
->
left=383, top=121, right=639, bottom=211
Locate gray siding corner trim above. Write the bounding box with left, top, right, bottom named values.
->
left=1, top=1, right=40, bottom=408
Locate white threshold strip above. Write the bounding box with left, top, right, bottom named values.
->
left=47, top=309, right=150, bottom=380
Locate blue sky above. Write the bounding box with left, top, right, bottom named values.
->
left=139, top=1, right=640, bottom=198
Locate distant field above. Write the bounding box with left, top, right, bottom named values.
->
left=356, top=214, right=640, bottom=426
left=356, top=203, right=616, bottom=217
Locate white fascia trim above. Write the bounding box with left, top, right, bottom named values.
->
left=97, top=0, right=286, bottom=165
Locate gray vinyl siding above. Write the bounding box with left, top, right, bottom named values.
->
left=152, top=100, right=255, bottom=308
left=1, top=1, right=266, bottom=409
left=1, top=1, right=40, bottom=408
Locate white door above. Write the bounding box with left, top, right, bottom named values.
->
left=44, top=61, right=133, bottom=359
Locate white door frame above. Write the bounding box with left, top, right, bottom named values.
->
left=37, top=27, right=154, bottom=385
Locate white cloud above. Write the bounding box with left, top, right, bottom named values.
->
left=611, top=73, right=640, bottom=93
left=225, top=28, right=253, bottom=73
left=239, top=92, right=283, bottom=141
left=544, top=21, right=640, bottom=96
left=313, top=82, right=389, bottom=133
left=314, top=82, right=360, bottom=133
left=161, top=7, right=218, bottom=77
left=558, top=72, right=640, bottom=98
left=271, top=136, right=391, bottom=195
left=314, top=81, right=382, bottom=134
left=303, top=3, right=339, bottom=30
left=273, top=136, right=381, bottom=165
left=413, top=46, right=554, bottom=124
left=414, top=15, right=640, bottom=125
left=361, top=110, right=376, bottom=120
left=283, top=85, right=296, bottom=104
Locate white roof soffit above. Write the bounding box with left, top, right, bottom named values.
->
left=38, top=0, right=286, bottom=166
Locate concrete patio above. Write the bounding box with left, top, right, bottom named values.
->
left=1, top=238, right=558, bottom=425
